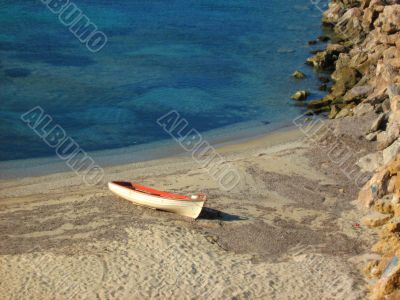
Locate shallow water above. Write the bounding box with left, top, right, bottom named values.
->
left=0, top=0, right=329, bottom=161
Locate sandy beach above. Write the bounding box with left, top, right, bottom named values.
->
left=2, top=0, right=400, bottom=298
left=0, top=125, right=377, bottom=299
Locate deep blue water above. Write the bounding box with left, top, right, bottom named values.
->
left=0, top=0, right=329, bottom=161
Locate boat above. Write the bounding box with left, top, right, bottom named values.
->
left=108, top=181, right=207, bottom=219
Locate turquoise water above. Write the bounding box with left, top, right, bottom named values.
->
left=0, top=0, right=328, bottom=161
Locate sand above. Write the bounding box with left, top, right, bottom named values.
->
left=0, top=127, right=376, bottom=299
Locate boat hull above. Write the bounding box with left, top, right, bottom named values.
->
left=108, top=182, right=205, bottom=219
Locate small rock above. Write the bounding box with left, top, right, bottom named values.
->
left=292, top=70, right=306, bottom=79
left=361, top=211, right=392, bottom=228
left=291, top=90, right=309, bottom=101
left=308, top=40, right=318, bottom=45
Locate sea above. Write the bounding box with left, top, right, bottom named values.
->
left=0, top=0, right=329, bottom=174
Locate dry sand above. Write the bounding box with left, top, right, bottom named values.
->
left=0, top=127, right=377, bottom=299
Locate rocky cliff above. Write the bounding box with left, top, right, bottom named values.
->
left=306, top=1, right=400, bottom=299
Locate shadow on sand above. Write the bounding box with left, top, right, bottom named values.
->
left=198, top=207, right=247, bottom=222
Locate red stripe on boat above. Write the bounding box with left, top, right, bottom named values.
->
left=131, top=183, right=190, bottom=200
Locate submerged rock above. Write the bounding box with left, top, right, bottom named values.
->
left=307, top=98, right=332, bottom=110
left=292, top=70, right=306, bottom=79
left=318, top=76, right=330, bottom=83
left=318, top=35, right=331, bottom=42
left=306, top=43, right=348, bottom=70
left=319, top=83, right=329, bottom=91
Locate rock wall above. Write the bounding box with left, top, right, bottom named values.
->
left=308, top=1, right=400, bottom=299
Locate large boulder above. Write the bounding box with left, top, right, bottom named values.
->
left=377, top=5, right=400, bottom=34
left=378, top=118, right=400, bottom=150
left=331, top=65, right=360, bottom=97
left=358, top=169, right=391, bottom=208
left=362, top=4, right=382, bottom=31
left=323, top=2, right=346, bottom=25
left=349, top=50, right=370, bottom=73
left=383, top=139, right=400, bottom=165
left=335, top=7, right=364, bottom=39
left=344, top=84, right=373, bottom=102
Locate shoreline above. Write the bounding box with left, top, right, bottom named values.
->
left=0, top=118, right=300, bottom=180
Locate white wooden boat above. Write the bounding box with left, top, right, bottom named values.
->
left=108, top=181, right=207, bottom=219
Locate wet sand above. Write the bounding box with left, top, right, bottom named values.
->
left=0, top=126, right=376, bottom=299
